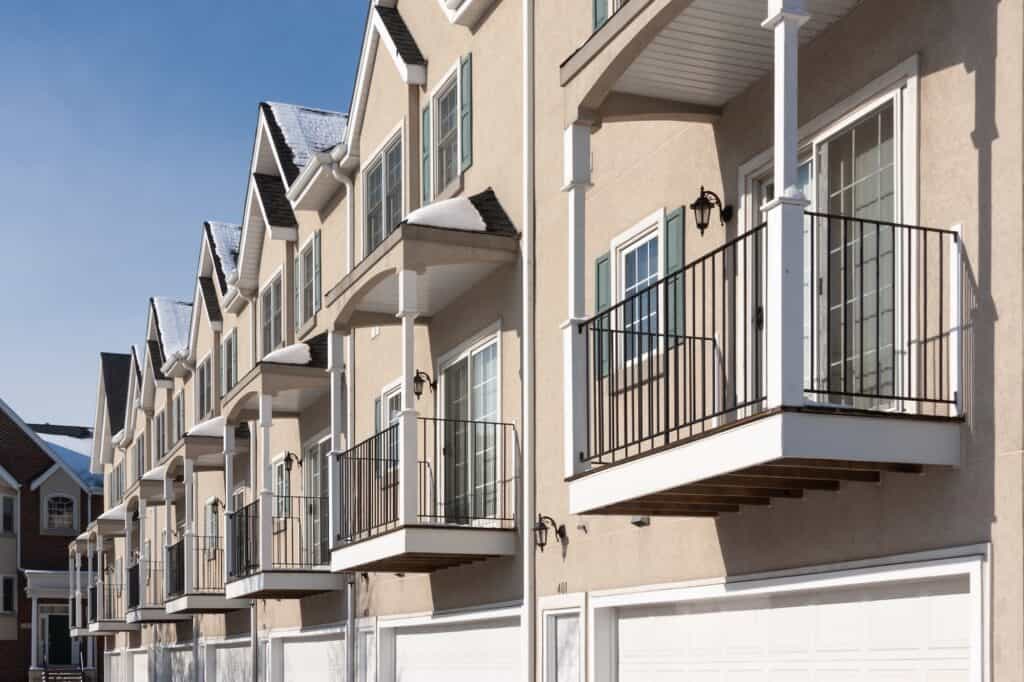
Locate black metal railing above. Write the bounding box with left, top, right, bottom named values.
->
left=127, top=564, right=140, bottom=609
left=193, top=535, right=226, bottom=593
left=166, top=539, right=185, bottom=599
left=337, top=418, right=519, bottom=544
left=271, top=495, right=329, bottom=570
left=580, top=223, right=767, bottom=465
left=577, top=212, right=963, bottom=467
left=804, top=212, right=960, bottom=413
left=227, top=500, right=260, bottom=579
left=98, top=581, right=125, bottom=621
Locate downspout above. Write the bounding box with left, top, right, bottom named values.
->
left=521, top=1, right=537, bottom=681
left=251, top=600, right=258, bottom=682
left=346, top=577, right=356, bottom=682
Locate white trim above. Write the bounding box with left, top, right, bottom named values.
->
left=370, top=9, right=427, bottom=85
left=609, top=207, right=666, bottom=304
left=362, top=122, right=407, bottom=259
left=30, top=465, right=62, bottom=492
left=538, top=593, right=586, bottom=682
left=377, top=602, right=521, bottom=630
left=424, top=59, right=464, bottom=200
left=42, top=491, right=78, bottom=533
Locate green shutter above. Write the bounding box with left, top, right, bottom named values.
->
left=313, top=231, right=322, bottom=313
left=460, top=54, right=473, bottom=172
left=595, top=252, right=611, bottom=378
left=593, top=0, right=608, bottom=30
left=664, top=207, right=686, bottom=345
left=421, top=104, right=431, bottom=204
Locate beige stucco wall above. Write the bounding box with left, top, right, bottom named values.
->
left=536, top=0, right=1023, bottom=678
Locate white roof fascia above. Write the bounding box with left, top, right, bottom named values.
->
left=30, top=463, right=61, bottom=492
left=370, top=8, right=426, bottom=86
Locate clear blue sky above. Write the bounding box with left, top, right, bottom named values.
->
left=0, top=1, right=365, bottom=427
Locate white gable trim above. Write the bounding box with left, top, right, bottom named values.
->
left=30, top=463, right=60, bottom=492
left=0, top=463, right=20, bottom=491
left=371, top=9, right=426, bottom=86
left=0, top=397, right=99, bottom=494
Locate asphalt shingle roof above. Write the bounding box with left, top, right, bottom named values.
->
left=254, top=173, right=298, bottom=228
left=99, top=353, right=131, bottom=434
left=376, top=6, right=426, bottom=66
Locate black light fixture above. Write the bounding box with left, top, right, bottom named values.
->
left=283, top=452, right=300, bottom=472
left=690, top=186, right=733, bottom=235
left=412, top=370, right=436, bottom=399
left=533, top=514, right=567, bottom=552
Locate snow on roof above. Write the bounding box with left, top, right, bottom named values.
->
left=262, top=342, right=312, bottom=366
left=189, top=415, right=224, bottom=439
left=42, top=439, right=104, bottom=491
left=142, top=464, right=167, bottom=482
left=152, top=298, right=193, bottom=361
left=265, top=102, right=348, bottom=171
left=207, top=221, right=242, bottom=284
left=97, top=503, right=126, bottom=522
left=404, top=196, right=486, bottom=232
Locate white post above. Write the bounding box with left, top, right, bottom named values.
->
left=259, top=394, right=274, bottom=571
left=184, top=457, right=196, bottom=597
left=123, top=508, right=132, bottom=604
left=95, top=532, right=104, bottom=620
left=30, top=596, right=38, bottom=668
left=562, top=123, right=592, bottom=478
left=163, top=477, right=173, bottom=600
left=224, top=422, right=236, bottom=582
left=397, top=270, right=420, bottom=527
left=762, top=0, right=809, bottom=408
left=948, top=224, right=963, bottom=418
left=85, top=538, right=92, bottom=624
left=328, top=331, right=345, bottom=545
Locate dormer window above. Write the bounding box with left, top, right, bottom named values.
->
left=45, top=495, right=75, bottom=531
left=261, top=275, right=283, bottom=356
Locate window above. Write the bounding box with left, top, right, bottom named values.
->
left=273, top=461, right=290, bottom=516
left=303, top=438, right=330, bottom=565
left=545, top=612, right=581, bottom=682
left=221, top=330, right=238, bottom=393
left=592, top=0, right=627, bottom=30
left=436, top=78, right=459, bottom=193
left=0, top=576, right=13, bottom=613
left=0, top=497, right=14, bottom=534
left=196, top=356, right=213, bottom=421
left=171, top=392, right=185, bottom=442
left=46, top=496, right=75, bottom=531
left=153, top=412, right=166, bottom=460
left=205, top=500, right=219, bottom=560
left=365, top=136, right=403, bottom=255
left=441, top=334, right=499, bottom=520
left=295, top=232, right=322, bottom=329
left=133, top=437, right=146, bottom=481
left=620, top=232, right=659, bottom=360
left=232, top=489, right=246, bottom=514
left=260, top=276, right=283, bottom=356
left=423, top=55, right=473, bottom=201
left=374, top=387, right=402, bottom=476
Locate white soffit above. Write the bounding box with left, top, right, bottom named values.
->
left=614, top=0, right=863, bottom=107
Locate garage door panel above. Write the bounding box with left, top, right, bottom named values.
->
left=618, top=577, right=971, bottom=682
left=395, top=619, right=519, bottom=682
left=132, top=651, right=149, bottom=682
left=282, top=635, right=344, bottom=682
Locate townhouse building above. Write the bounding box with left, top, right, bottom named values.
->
left=71, top=1, right=1022, bottom=681
left=0, top=396, right=104, bottom=682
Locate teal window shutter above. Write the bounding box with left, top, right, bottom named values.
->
left=664, top=207, right=686, bottom=345
left=313, top=231, right=322, bottom=313
left=595, top=252, right=611, bottom=378
left=460, top=53, right=473, bottom=172
left=421, top=104, right=431, bottom=204
left=593, top=0, right=608, bottom=30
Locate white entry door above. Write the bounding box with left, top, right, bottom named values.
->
left=393, top=618, right=520, bottom=682
left=616, top=575, right=971, bottom=682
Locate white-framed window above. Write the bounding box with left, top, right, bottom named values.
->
left=0, top=496, right=15, bottom=534
left=273, top=460, right=290, bottom=516
left=196, top=355, right=213, bottom=421
left=260, top=274, right=283, bottom=356
left=171, top=392, right=185, bottom=442
left=221, top=330, right=238, bottom=393
left=606, top=209, right=666, bottom=363
left=365, top=133, right=403, bottom=255
left=422, top=55, right=473, bottom=202
left=153, top=411, right=166, bottom=460
left=133, top=437, right=146, bottom=481
left=374, top=384, right=403, bottom=476
left=544, top=610, right=582, bottom=682
left=0, top=576, right=14, bottom=614
left=45, top=495, right=75, bottom=531
left=232, top=488, right=246, bottom=513
left=302, top=436, right=330, bottom=564
left=438, top=327, right=500, bottom=521
left=295, top=232, right=322, bottom=329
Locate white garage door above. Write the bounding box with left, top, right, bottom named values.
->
left=395, top=618, right=520, bottom=682
left=281, top=634, right=345, bottom=682
left=617, top=575, right=972, bottom=682
left=105, top=653, right=122, bottom=682
left=131, top=651, right=149, bottom=682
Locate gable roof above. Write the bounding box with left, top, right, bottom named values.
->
left=260, top=102, right=348, bottom=186
left=151, top=297, right=193, bottom=369
left=204, top=221, right=242, bottom=294
left=98, top=353, right=131, bottom=435
left=0, top=397, right=103, bottom=494
left=375, top=6, right=426, bottom=67
left=198, top=277, right=222, bottom=325
left=253, top=173, right=298, bottom=228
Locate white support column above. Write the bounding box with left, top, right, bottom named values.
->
left=84, top=539, right=92, bottom=624
left=328, top=330, right=345, bottom=545
left=562, top=122, right=592, bottom=478
left=763, top=0, right=810, bottom=408
left=123, top=508, right=132, bottom=597
left=259, top=394, right=274, bottom=571
left=224, top=422, right=236, bottom=582
left=163, top=477, right=173, bottom=600
left=30, top=596, right=38, bottom=669
left=184, top=457, right=196, bottom=596
left=397, top=270, right=420, bottom=527
left=138, top=499, right=147, bottom=605
left=95, top=532, right=104, bottom=620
